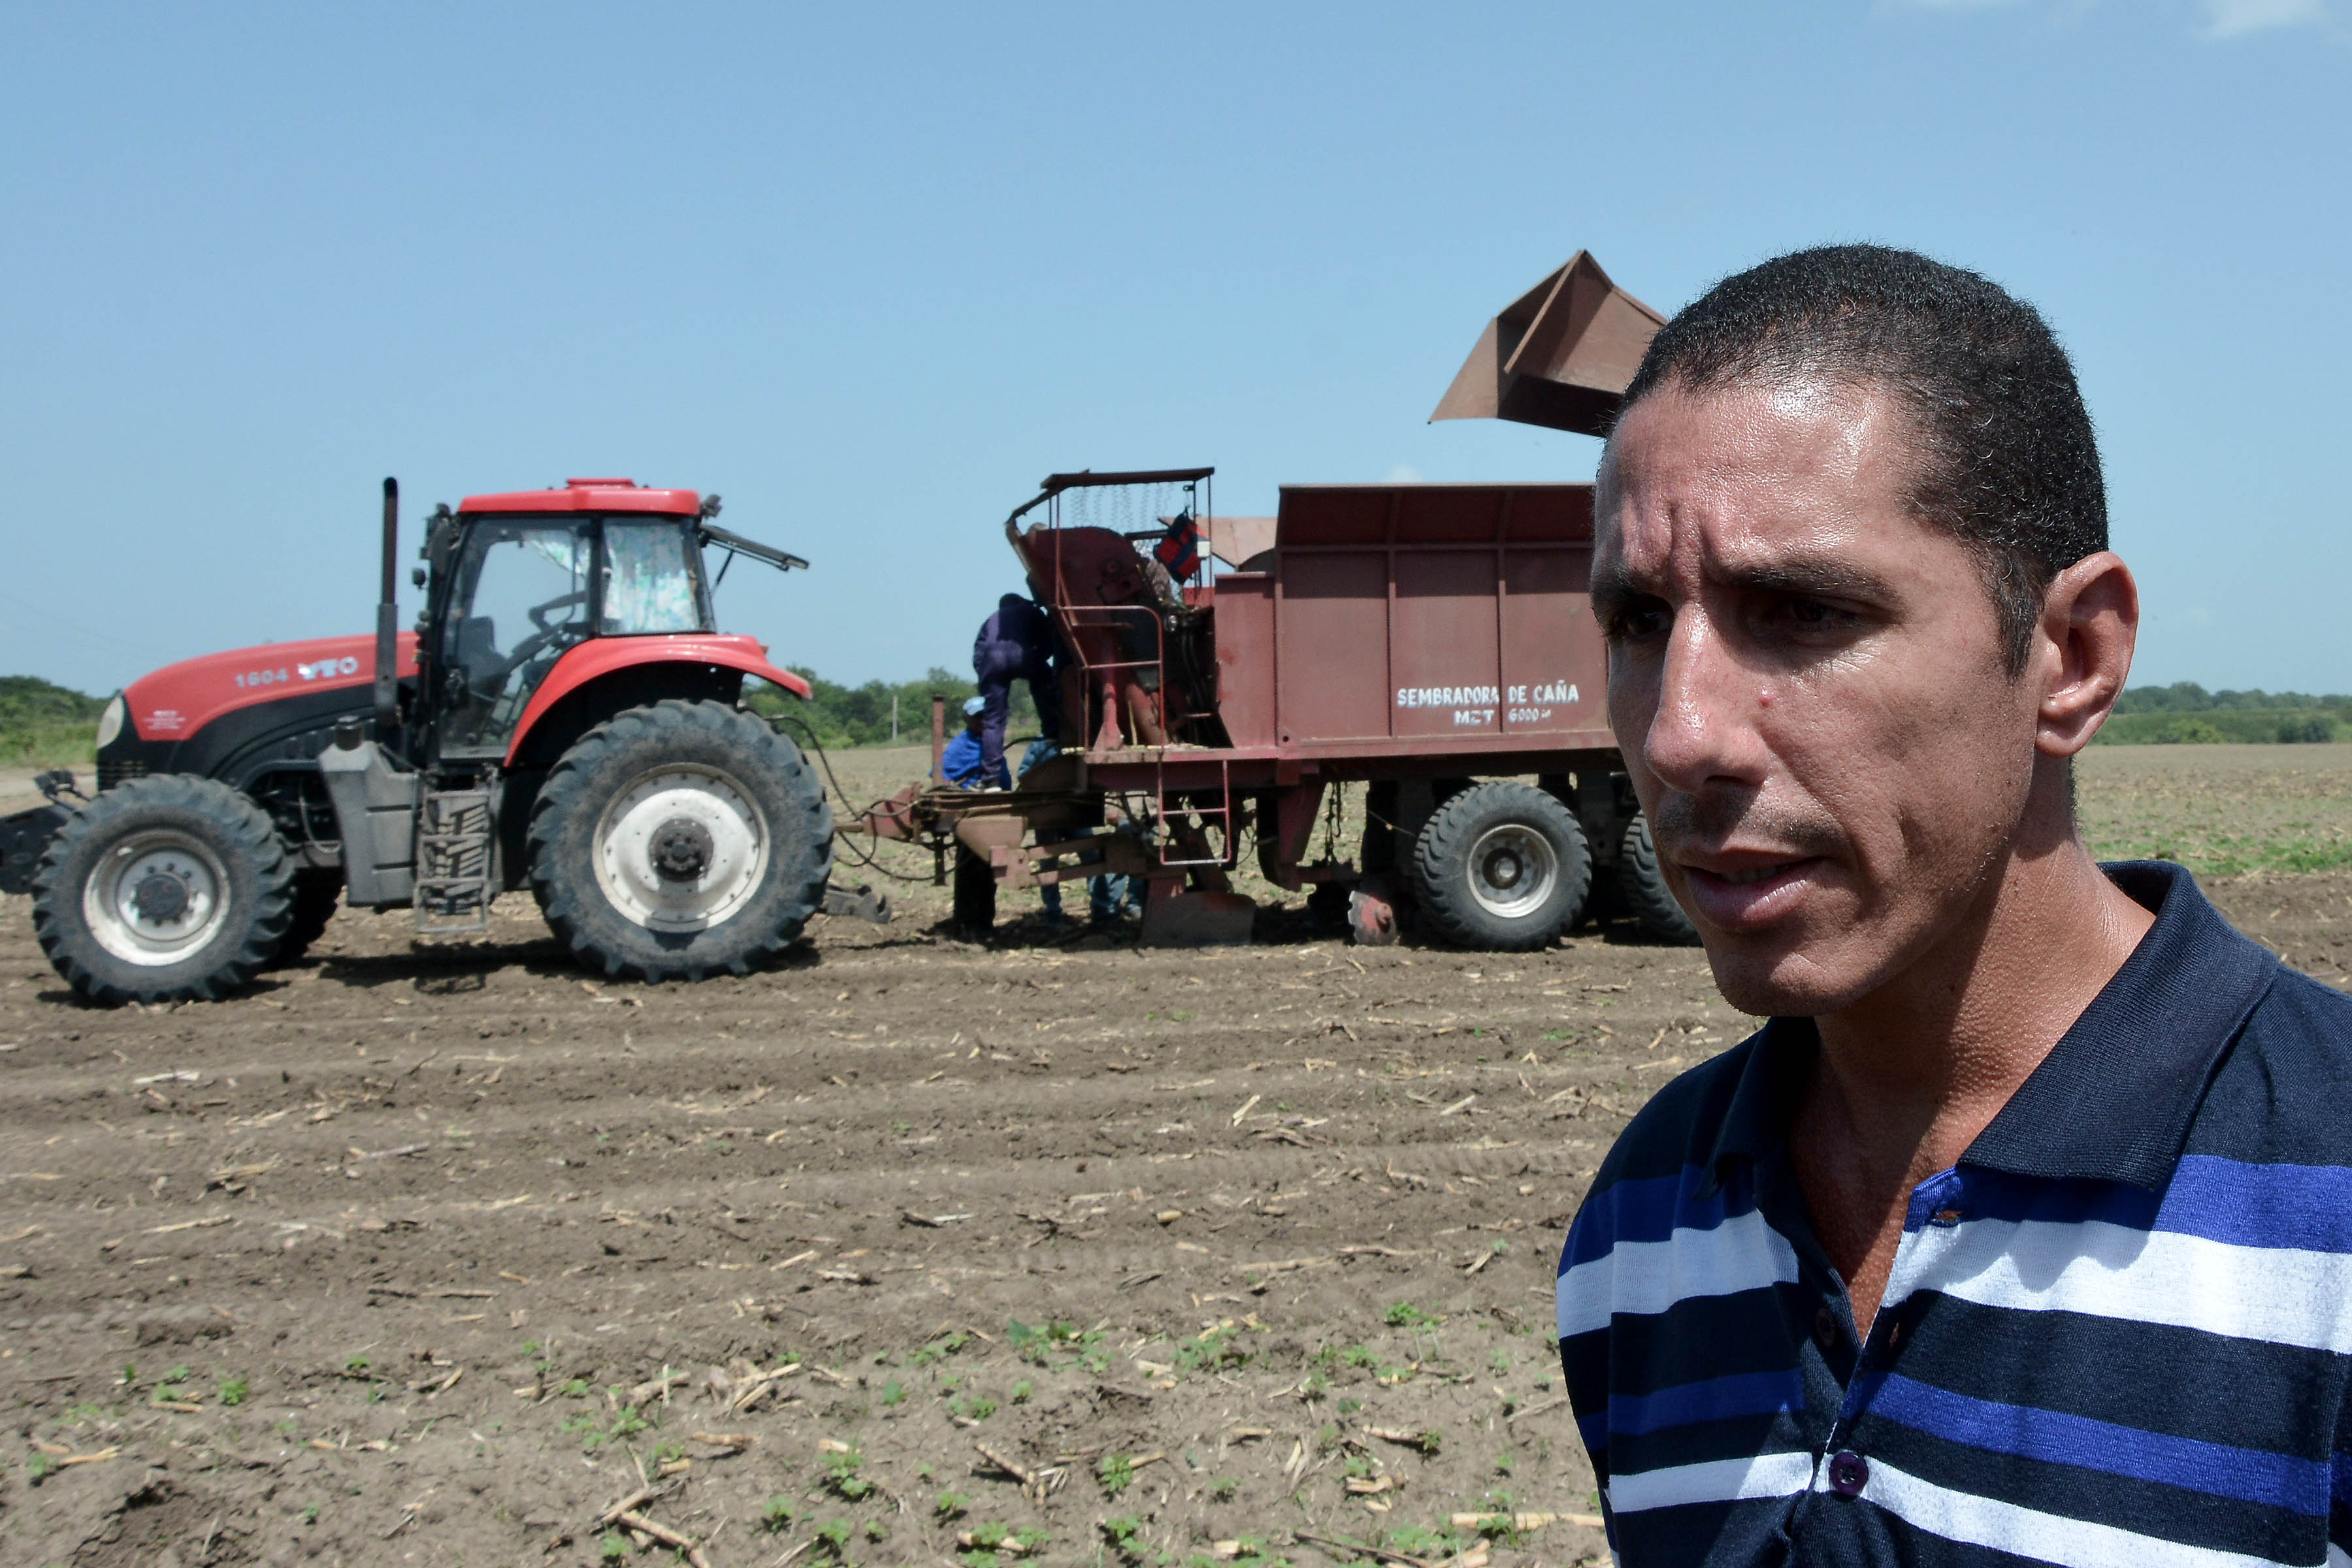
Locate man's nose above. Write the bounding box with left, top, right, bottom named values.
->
left=1642, top=609, right=1763, bottom=792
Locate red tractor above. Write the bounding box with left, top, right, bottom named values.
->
left=16, top=478, right=838, bottom=1005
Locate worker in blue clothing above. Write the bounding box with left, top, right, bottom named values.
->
left=938, top=697, right=1004, bottom=789
left=941, top=698, right=1067, bottom=924
left=973, top=593, right=1064, bottom=785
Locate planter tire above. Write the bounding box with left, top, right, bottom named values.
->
left=1408, top=780, right=1591, bottom=951
left=1618, top=811, right=1701, bottom=946
left=32, top=774, right=294, bottom=1005
left=527, top=700, right=833, bottom=981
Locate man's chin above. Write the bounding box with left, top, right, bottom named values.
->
left=1696, top=928, right=1884, bottom=1021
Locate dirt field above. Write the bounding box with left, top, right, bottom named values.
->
left=3, top=745, right=2347, bottom=1568
left=2074, top=742, right=2352, bottom=875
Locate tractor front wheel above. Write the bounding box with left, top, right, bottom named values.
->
left=32, top=775, right=295, bottom=1005
left=528, top=700, right=833, bottom=981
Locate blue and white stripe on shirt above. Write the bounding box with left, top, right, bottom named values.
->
left=1558, top=864, right=2352, bottom=1567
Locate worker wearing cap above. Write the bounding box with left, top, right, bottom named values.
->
left=943, top=697, right=1070, bottom=925
left=938, top=697, right=1005, bottom=789
left=972, top=593, right=1064, bottom=785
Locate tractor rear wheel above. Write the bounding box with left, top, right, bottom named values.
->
left=527, top=700, right=832, bottom=981
left=269, top=871, right=344, bottom=966
left=32, top=774, right=294, bottom=1005
left=1617, top=812, right=1701, bottom=946
left=1409, top=780, right=1591, bottom=951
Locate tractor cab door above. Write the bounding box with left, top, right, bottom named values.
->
left=435, top=519, right=595, bottom=757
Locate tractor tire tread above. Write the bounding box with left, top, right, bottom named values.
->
left=1617, top=811, right=1702, bottom=946
left=31, top=774, right=295, bottom=1006
left=270, top=872, right=343, bottom=966
left=527, top=699, right=832, bottom=983
left=1409, top=779, right=1592, bottom=952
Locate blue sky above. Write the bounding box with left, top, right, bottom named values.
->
left=1, top=1, right=2344, bottom=697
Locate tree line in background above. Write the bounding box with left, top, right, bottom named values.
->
left=3, top=672, right=2345, bottom=766
left=0, top=676, right=103, bottom=766
left=2102, top=683, right=2350, bottom=745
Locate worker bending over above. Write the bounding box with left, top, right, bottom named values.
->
left=973, top=593, right=1064, bottom=785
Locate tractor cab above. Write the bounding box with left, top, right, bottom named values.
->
left=420, top=482, right=721, bottom=759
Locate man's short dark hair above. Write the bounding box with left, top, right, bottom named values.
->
left=1615, top=244, right=2106, bottom=674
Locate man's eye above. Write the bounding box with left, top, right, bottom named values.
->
left=1764, top=598, right=1860, bottom=636
left=1605, top=602, right=1671, bottom=641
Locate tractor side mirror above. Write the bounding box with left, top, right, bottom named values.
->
left=412, top=566, right=427, bottom=589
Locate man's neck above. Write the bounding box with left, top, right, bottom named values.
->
left=1811, top=831, right=2156, bottom=1189
left=1788, top=822, right=2153, bottom=1329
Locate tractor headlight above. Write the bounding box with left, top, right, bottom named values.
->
left=94, top=693, right=126, bottom=750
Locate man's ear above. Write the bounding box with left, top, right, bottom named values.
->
left=2034, top=551, right=2138, bottom=758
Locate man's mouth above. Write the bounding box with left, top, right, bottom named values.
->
left=1676, top=856, right=1825, bottom=928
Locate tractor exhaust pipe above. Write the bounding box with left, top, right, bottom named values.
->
left=374, top=477, right=399, bottom=738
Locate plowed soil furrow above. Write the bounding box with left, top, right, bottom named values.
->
left=1, top=869, right=2335, bottom=1568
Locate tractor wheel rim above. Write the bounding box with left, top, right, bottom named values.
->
left=1466, top=824, right=1558, bottom=921
left=592, top=765, right=770, bottom=932
left=83, top=830, right=232, bottom=966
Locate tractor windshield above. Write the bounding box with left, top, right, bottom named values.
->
left=601, top=519, right=710, bottom=634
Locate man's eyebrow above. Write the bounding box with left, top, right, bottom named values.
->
left=1710, top=555, right=1894, bottom=601
left=1588, top=557, right=1647, bottom=622
left=1589, top=553, right=1892, bottom=614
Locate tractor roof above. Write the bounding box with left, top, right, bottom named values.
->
left=457, top=478, right=700, bottom=517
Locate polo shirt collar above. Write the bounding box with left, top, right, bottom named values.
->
left=1700, top=861, right=2277, bottom=1193
left=1963, top=860, right=2276, bottom=1189
left=1702, top=1015, right=1814, bottom=1185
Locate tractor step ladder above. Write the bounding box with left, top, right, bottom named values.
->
left=413, top=787, right=495, bottom=936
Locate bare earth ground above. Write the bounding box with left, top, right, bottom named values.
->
left=2, top=745, right=2348, bottom=1568
left=2075, top=742, right=2352, bottom=875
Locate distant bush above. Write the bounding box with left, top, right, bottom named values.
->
left=0, top=676, right=105, bottom=766
left=2278, top=714, right=2336, bottom=744
left=2154, top=719, right=2227, bottom=745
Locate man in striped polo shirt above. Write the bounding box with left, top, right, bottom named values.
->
left=1559, top=244, right=2352, bottom=1565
